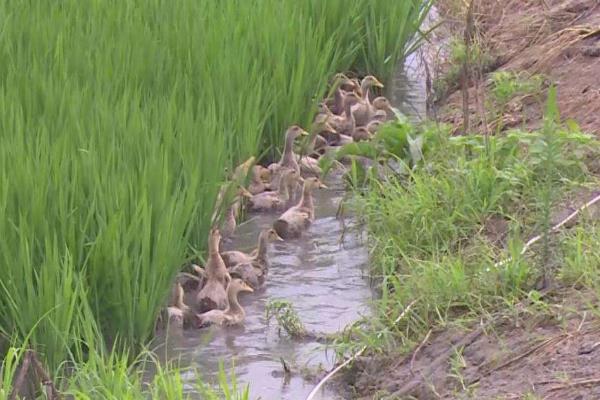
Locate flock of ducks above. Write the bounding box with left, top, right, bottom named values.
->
left=159, top=73, right=393, bottom=332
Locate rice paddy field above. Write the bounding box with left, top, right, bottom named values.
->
left=0, top=0, right=431, bottom=397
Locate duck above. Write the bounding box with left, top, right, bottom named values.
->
left=297, top=122, right=336, bottom=177
left=196, top=278, right=254, bottom=327
left=278, top=125, right=310, bottom=172
left=231, top=156, right=256, bottom=183
left=334, top=92, right=361, bottom=137
left=366, top=120, right=383, bottom=134
left=370, top=97, right=394, bottom=121
left=222, top=228, right=283, bottom=268
left=267, top=125, right=309, bottom=202
left=248, top=165, right=271, bottom=195
left=352, top=126, right=373, bottom=142
left=160, top=282, right=197, bottom=330
left=196, top=229, right=231, bottom=313
left=352, top=76, right=385, bottom=126
left=327, top=73, right=359, bottom=115
left=218, top=185, right=252, bottom=238
left=273, top=177, right=327, bottom=239
left=227, top=228, right=283, bottom=289
left=247, top=168, right=300, bottom=212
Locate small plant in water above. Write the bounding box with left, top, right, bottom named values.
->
left=265, top=300, right=307, bottom=338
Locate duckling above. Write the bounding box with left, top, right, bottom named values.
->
left=196, top=278, right=254, bottom=327
left=352, top=126, right=373, bottom=142
left=196, top=229, right=231, bottom=313
left=267, top=125, right=309, bottom=202
left=352, top=76, right=385, bottom=126
left=222, top=228, right=283, bottom=268
left=160, top=282, right=197, bottom=330
left=248, top=165, right=271, bottom=195
left=366, top=120, right=383, bottom=134
left=273, top=177, right=327, bottom=239
left=279, top=125, right=310, bottom=173
left=231, top=156, right=256, bottom=183
left=371, top=97, right=393, bottom=121
left=220, top=205, right=237, bottom=238
left=327, top=73, right=358, bottom=115
left=176, top=265, right=205, bottom=293
left=335, top=92, right=361, bottom=137
left=247, top=168, right=300, bottom=212
left=228, top=229, right=283, bottom=289
left=297, top=122, right=336, bottom=177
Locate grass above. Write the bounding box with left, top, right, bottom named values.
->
left=340, top=88, right=600, bottom=355
left=0, top=0, right=433, bottom=396
left=0, top=342, right=248, bottom=400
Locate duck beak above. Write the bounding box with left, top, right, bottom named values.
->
left=300, top=129, right=309, bottom=137
left=245, top=285, right=254, bottom=293
left=374, top=79, right=384, bottom=89
left=274, top=233, right=284, bottom=242
left=319, top=182, right=328, bottom=189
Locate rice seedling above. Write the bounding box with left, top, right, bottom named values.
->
left=0, top=0, right=433, bottom=395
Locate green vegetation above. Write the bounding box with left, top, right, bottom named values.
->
left=342, top=88, right=600, bottom=354
left=0, top=344, right=248, bottom=400
left=0, top=0, right=433, bottom=397
left=265, top=300, right=307, bottom=338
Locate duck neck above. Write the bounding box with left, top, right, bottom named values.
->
left=175, top=287, right=189, bottom=314
left=255, top=232, right=269, bottom=261
left=344, top=101, right=355, bottom=121
left=276, top=177, right=289, bottom=200
left=298, top=184, right=313, bottom=210
left=334, top=88, right=343, bottom=107
left=280, top=134, right=296, bottom=166
left=360, top=82, right=371, bottom=103
left=226, top=288, right=244, bottom=315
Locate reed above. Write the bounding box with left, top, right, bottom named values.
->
left=0, top=0, right=432, bottom=389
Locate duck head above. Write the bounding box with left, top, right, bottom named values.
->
left=266, top=228, right=284, bottom=242
left=372, top=97, right=393, bottom=112
left=230, top=277, right=254, bottom=294
left=304, top=176, right=328, bottom=190
left=208, top=228, right=221, bottom=253
left=362, top=75, right=384, bottom=89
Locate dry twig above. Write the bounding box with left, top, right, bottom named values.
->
left=305, top=300, right=417, bottom=400
left=495, top=191, right=600, bottom=268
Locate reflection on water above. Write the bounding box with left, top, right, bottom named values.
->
left=158, top=176, right=371, bottom=400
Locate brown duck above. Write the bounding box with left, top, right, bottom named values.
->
left=247, top=168, right=300, bottom=212
left=196, top=278, right=254, bottom=327
left=273, top=177, right=327, bottom=239
left=196, top=229, right=231, bottom=313
left=352, top=76, right=385, bottom=126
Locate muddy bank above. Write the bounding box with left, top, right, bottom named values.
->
left=436, top=0, right=600, bottom=136
left=346, top=1, right=600, bottom=398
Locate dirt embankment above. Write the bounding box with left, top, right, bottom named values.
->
left=347, top=1, right=600, bottom=399
left=438, top=0, right=600, bottom=136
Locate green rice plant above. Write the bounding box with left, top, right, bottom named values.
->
left=0, top=0, right=434, bottom=377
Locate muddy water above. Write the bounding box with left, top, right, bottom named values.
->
left=160, top=52, right=426, bottom=400
left=164, top=175, right=371, bottom=400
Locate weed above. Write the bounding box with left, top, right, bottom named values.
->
left=265, top=300, right=308, bottom=338
left=342, top=89, right=600, bottom=354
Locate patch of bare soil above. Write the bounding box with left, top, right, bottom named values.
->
left=348, top=291, right=600, bottom=399
left=342, top=1, right=600, bottom=399
left=437, top=0, right=600, bottom=136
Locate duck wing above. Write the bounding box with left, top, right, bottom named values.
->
left=196, top=280, right=227, bottom=313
